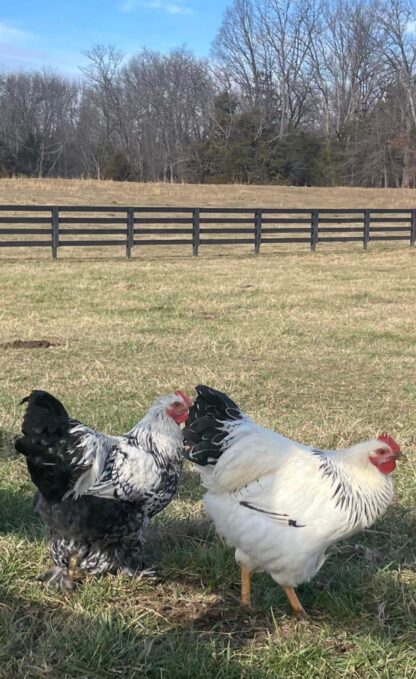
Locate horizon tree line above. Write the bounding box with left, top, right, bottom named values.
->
left=0, top=0, right=415, bottom=187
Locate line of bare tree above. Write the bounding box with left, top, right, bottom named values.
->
left=0, top=0, right=415, bottom=187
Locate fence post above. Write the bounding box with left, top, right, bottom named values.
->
left=192, top=208, right=200, bottom=256
left=310, top=209, right=318, bottom=251
left=254, top=208, right=262, bottom=254
left=363, top=209, right=370, bottom=249
left=411, top=209, right=416, bottom=247
left=126, top=207, right=134, bottom=258
left=51, top=206, right=59, bottom=259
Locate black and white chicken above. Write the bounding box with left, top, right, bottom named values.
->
left=183, top=385, right=403, bottom=617
left=15, top=388, right=192, bottom=590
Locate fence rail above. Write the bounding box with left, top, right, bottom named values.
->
left=0, top=205, right=415, bottom=257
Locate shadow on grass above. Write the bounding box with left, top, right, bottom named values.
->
left=1, top=482, right=414, bottom=633
left=147, top=506, right=416, bottom=644
left=0, top=519, right=414, bottom=679
left=0, top=436, right=40, bottom=539
left=0, top=486, right=40, bottom=539
left=1, top=550, right=415, bottom=679
left=1, top=460, right=414, bottom=661
left=0, top=584, right=274, bottom=679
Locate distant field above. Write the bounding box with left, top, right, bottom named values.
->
left=2, top=177, right=416, bottom=208
left=0, top=239, right=415, bottom=677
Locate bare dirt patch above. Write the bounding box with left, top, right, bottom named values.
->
left=1, top=339, right=62, bottom=349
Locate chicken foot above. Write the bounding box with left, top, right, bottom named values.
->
left=282, top=586, right=307, bottom=619
left=240, top=565, right=307, bottom=618
left=119, top=565, right=159, bottom=580
left=36, top=552, right=79, bottom=592
left=36, top=565, right=77, bottom=592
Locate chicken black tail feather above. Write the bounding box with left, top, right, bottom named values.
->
left=15, top=390, right=78, bottom=502
left=183, top=385, right=243, bottom=467
left=18, top=390, right=69, bottom=442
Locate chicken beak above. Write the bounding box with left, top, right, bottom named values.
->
left=396, top=451, right=408, bottom=462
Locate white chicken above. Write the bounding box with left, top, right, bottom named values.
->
left=183, top=385, right=403, bottom=617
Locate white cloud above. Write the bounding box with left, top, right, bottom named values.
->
left=0, top=20, right=43, bottom=68
left=406, top=20, right=416, bottom=33
left=0, top=44, right=47, bottom=61
left=121, top=0, right=193, bottom=15
left=0, top=20, right=35, bottom=42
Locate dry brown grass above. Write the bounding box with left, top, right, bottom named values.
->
left=2, top=177, right=416, bottom=208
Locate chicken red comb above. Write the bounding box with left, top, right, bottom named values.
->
left=377, top=433, right=401, bottom=454
left=175, top=390, right=193, bottom=407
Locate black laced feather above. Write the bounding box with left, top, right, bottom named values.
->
left=14, top=390, right=184, bottom=577
left=14, top=390, right=87, bottom=503
left=183, top=385, right=243, bottom=466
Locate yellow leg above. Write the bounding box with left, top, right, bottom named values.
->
left=68, top=553, right=79, bottom=584
left=241, top=564, right=251, bottom=608
left=282, top=586, right=307, bottom=619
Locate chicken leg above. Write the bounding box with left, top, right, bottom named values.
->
left=36, top=566, right=76, bottom=591
left=282, top=586, right=307, bottom=618
left=241, top=564, right=252, bottom=608
left=67, top=553, right=79, bottom=584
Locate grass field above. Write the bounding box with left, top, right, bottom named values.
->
left=0, top=181, right=415, bottom=678
left=3, top=177, right=416, bottom=208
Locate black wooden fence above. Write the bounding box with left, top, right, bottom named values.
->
left=0, top=205, right=415, bottom=257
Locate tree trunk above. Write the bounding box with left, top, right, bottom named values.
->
left=402, top=141, right=411, bottom=188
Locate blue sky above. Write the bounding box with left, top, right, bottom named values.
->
left=0, top=0, right=227, bottom=76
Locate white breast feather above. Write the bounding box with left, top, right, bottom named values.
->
left=202, top=431, right=394, bottom=588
